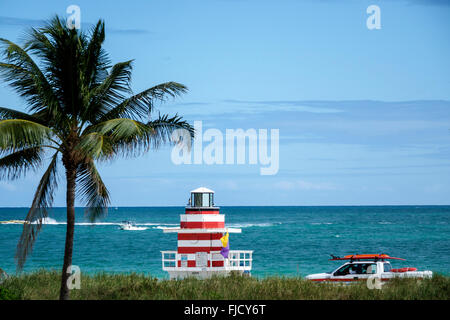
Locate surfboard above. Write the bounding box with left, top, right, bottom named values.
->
left=329, top=254, right=406, bottom=261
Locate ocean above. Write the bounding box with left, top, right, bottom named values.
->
left=0, top=206, right=449, bottom=278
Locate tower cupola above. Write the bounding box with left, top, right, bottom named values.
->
left=189, top=187, right=215, bottom=208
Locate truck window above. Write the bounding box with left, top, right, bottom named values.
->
left=366, top=264, right=377, bottom=274
left=349, top=264, right=363, bottom=274
left=334, top=264, right=351, bottom=276
left=334, top=264, right=362, bottom=275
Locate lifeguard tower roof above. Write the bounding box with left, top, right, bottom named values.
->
left=190, top=187, right=214, bottom=193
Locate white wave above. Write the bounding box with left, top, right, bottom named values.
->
left=31, top=217, right=60, bottom=225
left=75, top=222, right=174, bottom=226
left=154, top=226, right=179, bottom=230
left=1, top=218, right=62, bottom=225
left=228, top=222, right=282, bottom=228
left=29, top=220, right=177, bottom=227
left=31, top=219, right=120, bottom=226
left=2, top=220, right=198, bottom=228
left=139, top=223, right=178, bottom=226
left=120, top=226, right=148, bottom=231
left=75, top=222, right=118, bottom=226
left=310, top=222, right=333, bottom=225
left=0, top=220, right=26, bottom=225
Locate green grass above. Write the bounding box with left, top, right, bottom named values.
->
left=1, top=270, right=449, bottom=300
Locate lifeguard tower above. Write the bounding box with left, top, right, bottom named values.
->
left=161, top=187, right=253, bottom=279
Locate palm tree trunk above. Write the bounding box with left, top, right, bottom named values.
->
left=59, top=166, right=76, bottom=300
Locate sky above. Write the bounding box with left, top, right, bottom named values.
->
left=0, top=0, right=449, bottom=206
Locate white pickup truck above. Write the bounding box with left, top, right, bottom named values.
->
left=305, top=255, right=433, bottom=283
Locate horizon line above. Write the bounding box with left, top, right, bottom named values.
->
left=1, top=204, right=450, bottom=209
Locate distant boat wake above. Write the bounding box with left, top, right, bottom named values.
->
left=1, top=218, right=281, bottom=229
left=0, top=218, right=176, bottom=229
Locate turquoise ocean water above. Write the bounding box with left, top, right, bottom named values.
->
left=0, top=206, right=449, bottom=278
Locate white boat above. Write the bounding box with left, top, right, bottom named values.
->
left=119, top=221, right=147, bottom=231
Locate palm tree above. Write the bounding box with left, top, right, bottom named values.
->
left=0, top=16, right=193, bottom=300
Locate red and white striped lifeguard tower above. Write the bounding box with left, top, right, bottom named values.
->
left=161, top=187, right=253, bottom=279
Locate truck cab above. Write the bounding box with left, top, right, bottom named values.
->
left=327, top=261, right=390, bottom=281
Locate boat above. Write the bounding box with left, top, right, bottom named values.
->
left=160, top=187, right=253, bottom=279
left=305, top=254, right=432, bottom=283
left=119, top=221, right=147, bottom=231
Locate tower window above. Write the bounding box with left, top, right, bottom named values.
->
left=191, top=193, right=214, bottom=207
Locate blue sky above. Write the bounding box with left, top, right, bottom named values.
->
left=0, top=0, right=449, bottom=206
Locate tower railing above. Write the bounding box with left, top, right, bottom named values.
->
left=226, top=250, right=253, bottom=269
left=161, top=250, right=253, bottom=271
left=161, top=251, right=177, bottom=268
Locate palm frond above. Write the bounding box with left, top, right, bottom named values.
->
left=81, top=118, right=152, bottom=158
left=0, top=119, right=54, bottom=152
left=0, top=146, right=45, bottom=180
left=147, top=113, right=195, bottom=148
left=0, top=38, right=61, bottom=116
left=25, top=16, right=85, bottom=118
left=0, top=107, right=39, bottom=121
left=15, top=151, right=59, bottom=271
left=84, top=60, right=133, bottom=122
left=97, top=82, right=188, bottom=122
left=0, top=107, right=52, bottom=129
left=81, top=115, right=193, bottom=159
left=76, top=132, right=114, bottom=160
left=77, top=160, right=110, bottom=222
left=82, top=20, right=110, bottom=89
left=91, top=118, right=148, bottom=138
